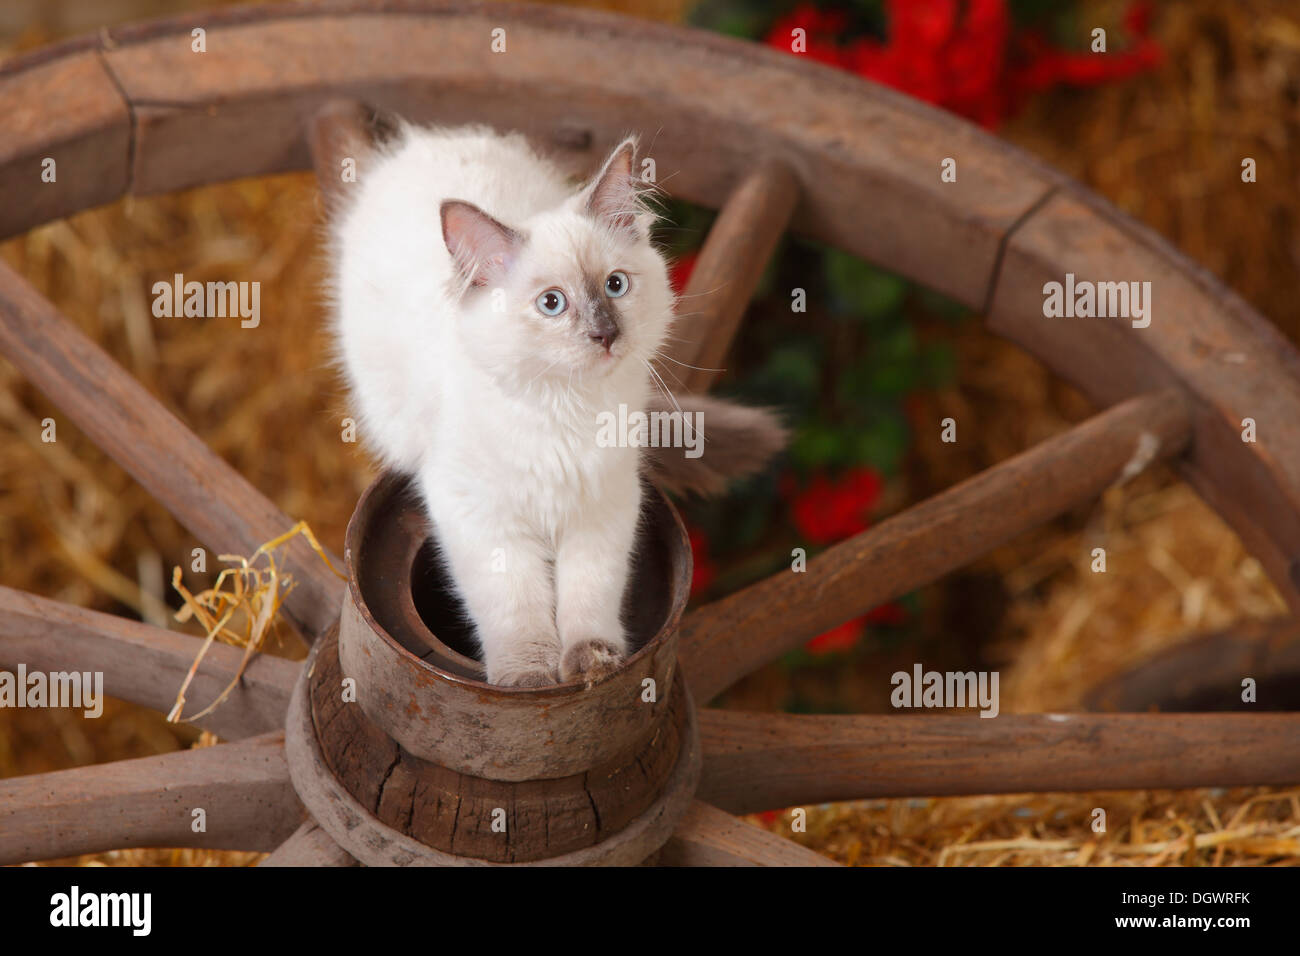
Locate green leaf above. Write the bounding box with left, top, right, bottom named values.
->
left=724, top=477, right=781, bottom=552
left=654, top=200, right=712, bottom=256
left=850, top=414, right=910, bottom=474
left=749, top=343, right=822, bottom=407
left=845, top=0, right=889, bottom=37
left=824, top=249, right=907, bottom=323
left=790, top=422, right=847, bottom=469
left=922, top=342, right=956, bottom=387
left=836, top=324, right=921, bottom=404
left=915, top=286, right=969, bottom=323
left=688, top=0, right=787, bottom=38
left=870, top=359, right=918, bottom=396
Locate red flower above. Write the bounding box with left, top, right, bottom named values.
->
left=762, top=0, right=1160, bottom=130
left=1011, top=32, right=1162, bottom=96
left=806, top=602, right=906, bottom=655
left=687, top=524, right=716, bottom=596
left=1124, top=1, right=1153, bottom=36
left=669, top=251, right=698, bottom=296
left=765, top=3, right=852, bottom=68
left=807, top=616, right=866, bottom=655
left=789, top=467, right=884, bottom=545
left=865, top=601, right=907, bottom=626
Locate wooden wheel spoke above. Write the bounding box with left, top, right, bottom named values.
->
left=0, top=732, right=302, bottom=864
left=698, top=710, right=1300, bottom=814
left=680, top=389, right=1193, bottom=701
left=0, top=267, right=344, bottom=640
left=668, top=159, right=800, bottom=392
left=259, top=821, right=358, bottom=867
left=659, top=800, right=839, bottom=866
left=0, top=585, right=297, bottom=739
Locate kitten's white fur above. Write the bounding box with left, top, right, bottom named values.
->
left=330, top=124, right=674, bottom=686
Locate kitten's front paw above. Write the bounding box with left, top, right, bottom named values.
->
left=487, top=639, right=561, bottom=688
left=560, top=639, right=625, bottom=685
left=494, top=665, right=560, bottom=688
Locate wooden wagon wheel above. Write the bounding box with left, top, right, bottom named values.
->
left=2, top=1, right=1300, bottom=867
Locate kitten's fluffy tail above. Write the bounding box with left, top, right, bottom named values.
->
left=641, top=394, right=787, bottom=496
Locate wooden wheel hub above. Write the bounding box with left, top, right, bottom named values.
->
left=282, top=473, right=700, bottom=865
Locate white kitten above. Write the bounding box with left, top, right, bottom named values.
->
left=330, top=123, right=782, bottom=687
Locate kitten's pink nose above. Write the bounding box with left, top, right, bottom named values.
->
left=588, top=323, right=619, bottom=352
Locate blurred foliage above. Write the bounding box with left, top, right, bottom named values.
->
left=664, top=0, right=1160, bottom=688
left=655, top=194, right=960, bottom=652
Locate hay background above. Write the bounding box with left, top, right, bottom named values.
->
left=2, top=0, right=1298, bottom=865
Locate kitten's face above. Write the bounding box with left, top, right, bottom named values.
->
left=442, top=139, right=674, bottom=394
left=473, top=211, right=672, bottom=386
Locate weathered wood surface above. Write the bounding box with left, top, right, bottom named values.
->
left=259, top=820, right=359, bottom=866
left=284, top=632, right=703, bottom=866
left=0, top=585, right=298, bottom=739
left=339, top=473, right=692, bottom=781
left=314, top=628, right=688, bottom=863
left=670, top=159, right=800, bottom=391
left=0, top=261, right=344, bottom=641
left=0, top=2, right=1060, bottom=308
left=697, top=710, right=1300, bottom=814
left=0, top=732, right=302, bottom=864
left=680, top=389, right=1193, bottom=701
left=988, top=186, right=1300, bottom=613
left=1083, top=616, right=1300, bottom=713
left=0, top=51, right=131, bottom=238
left=659, top=800, right=839, bottom=867
left=343, top=472, right=486, bottom=680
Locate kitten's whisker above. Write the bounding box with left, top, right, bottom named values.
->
left=652, top=331, right=715, bottom=350
left=522, top=356, right=564, bottom=390
left=664, top=316, right=706, bottom=327
left=650, top=359, right=690, bottom=393
left=671, top=289, right=725, bottom=300
left=645, top=358, right=712, bottom=448
left=641, top=357, right=673, bottom=407
left=642, top=358, right=686, bottom=420
left=644, top=126, right=665, bottom=162
left=671, top=278, right=731, bottom=300
left=652, top=352, right=726, bottom=373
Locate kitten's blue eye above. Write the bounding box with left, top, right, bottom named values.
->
left=536, top=289, right=567, bottom=316
left=605, top=271, right=630, bottom=298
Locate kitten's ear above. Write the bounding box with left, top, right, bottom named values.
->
left=581, top=137, right=642, bottom=237
left=440, top=200, right=522, bottom=288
